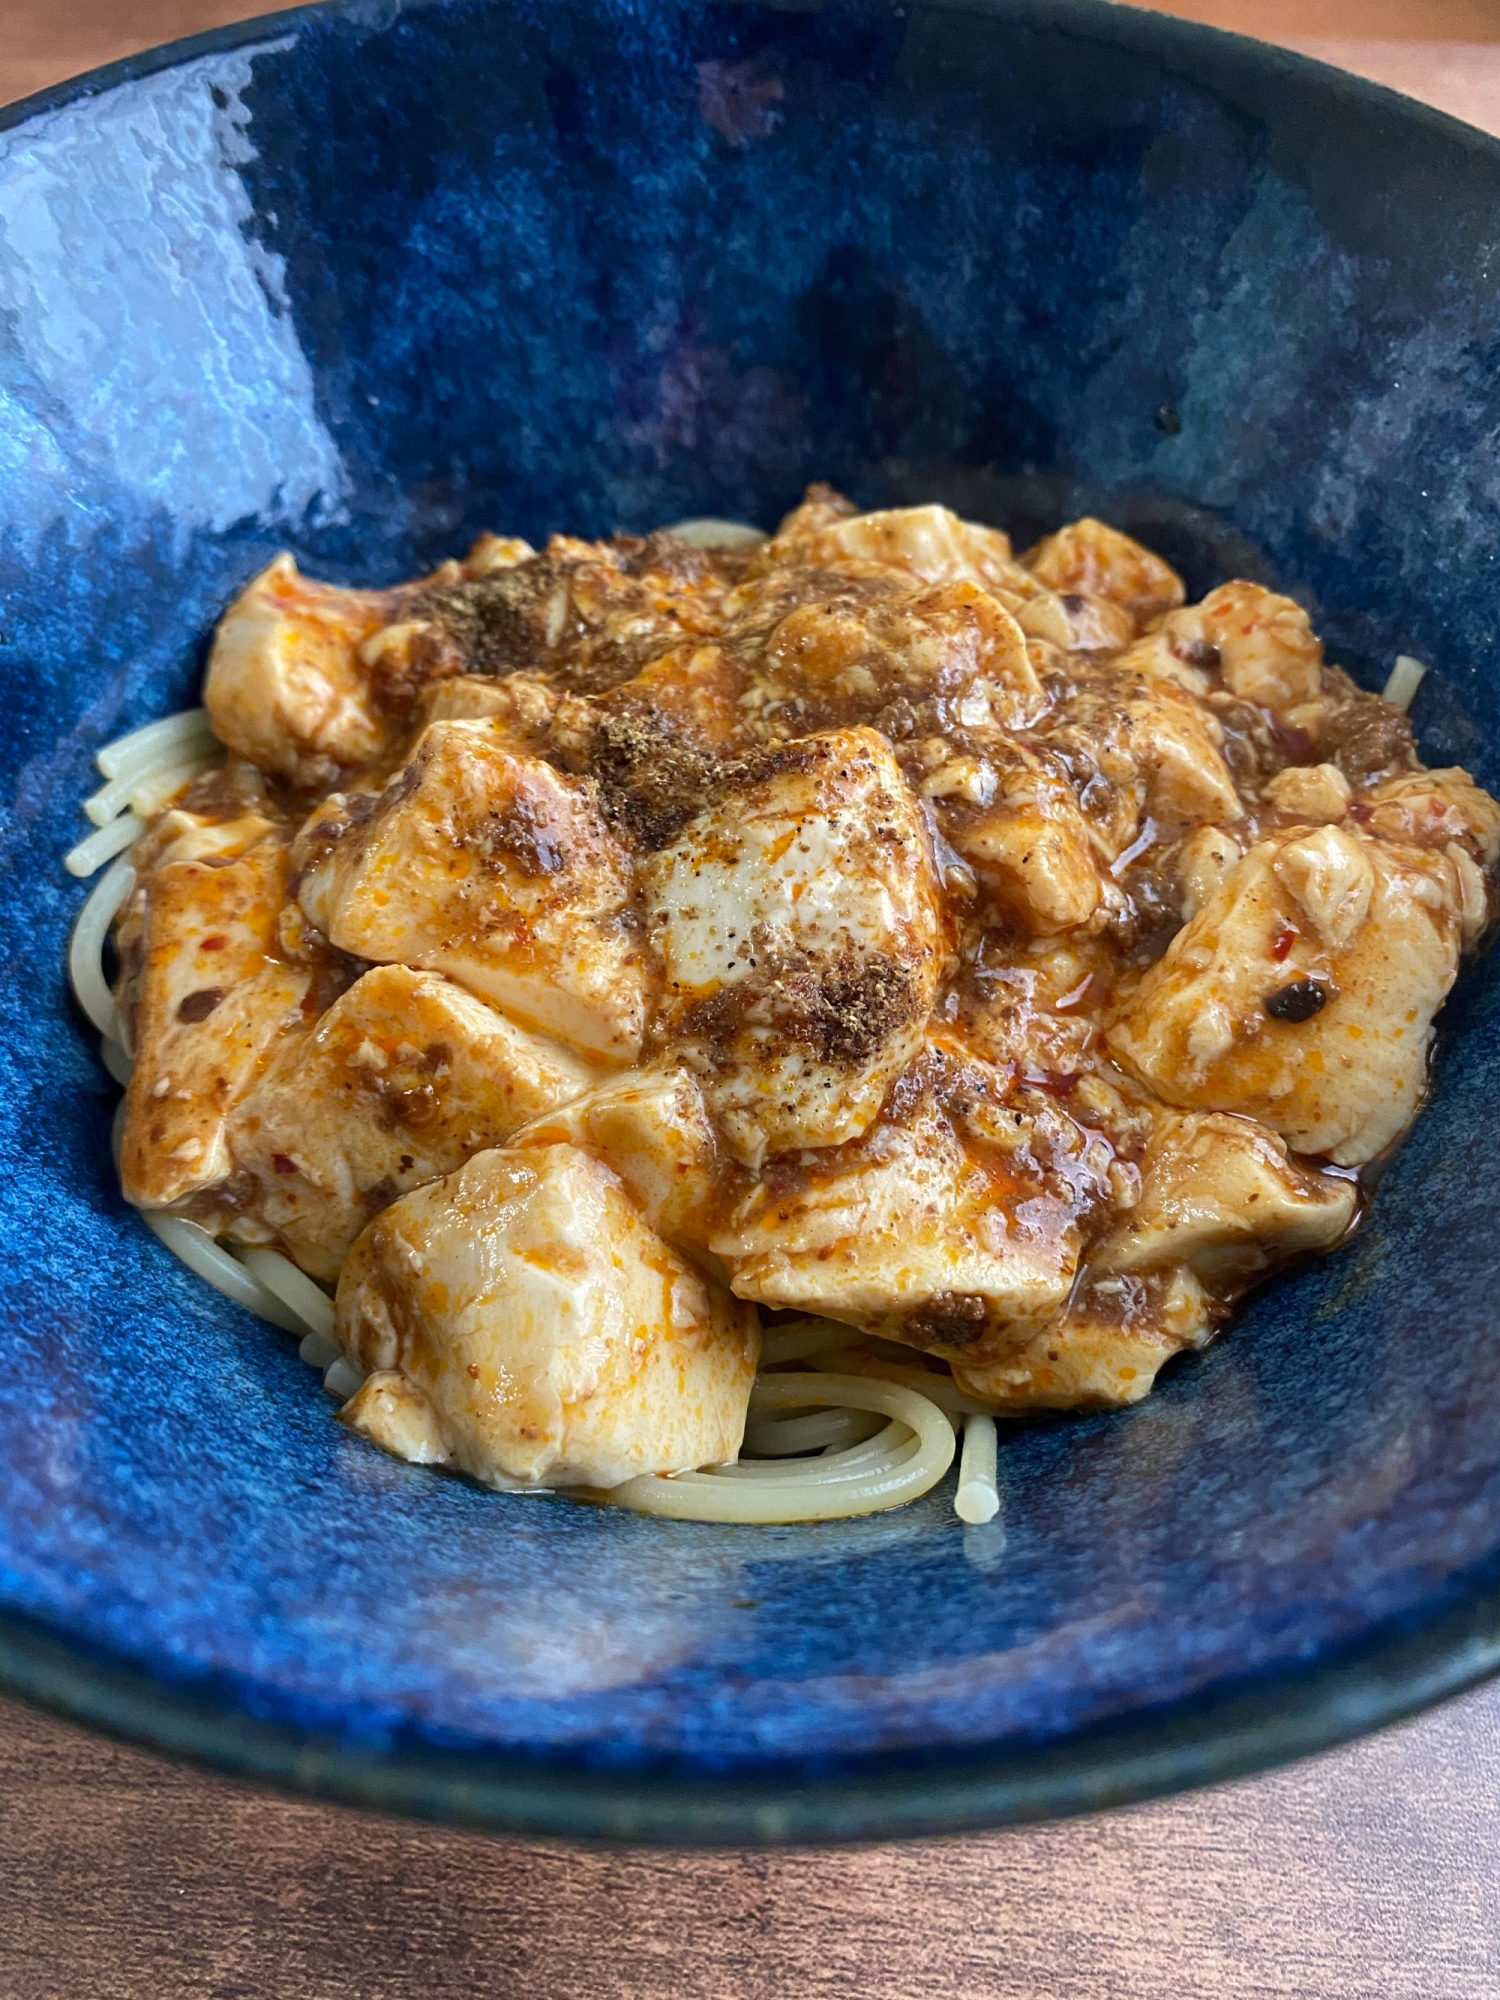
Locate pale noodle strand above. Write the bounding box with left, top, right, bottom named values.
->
left=66, top=812, right=145, bottom=879
left=85, top=746, right=214, bottom=826
left=125, top=755, right=221, bottom=819
left=323, top=1357, right=368, bottom=1401
left=237, top=1247, right=362, bottom=1408
left=68, top=852, right=136, bottom=1037
left=94, top=708, right=215, bottom=781
left=584, top=1375, right=956, bottom=1522
left=237, top=1247, right=338, bottom=1342
left=710, top=1423, right=919, bottom=1484
left=138, top=1212, right=307, bottom=1336
left=759, top=1319, right=865, bottom=1367
left=811, top=1345, right=1006, bottom=1419
left=299, top=1330, right=342, bottom=1371
left=85, top=769, right=142, bottom=828
left=741, top=1406, right=885, bottom=1456
left=99, top=1039, right=134, bottom=1087
left=1383, top=654, right=1426, bottom=711
left=760, top=1319, right=1003, bottom=1418
left=663, top=517, right=767, bottom=549
left=955, top=1413, right=1001, bottom=1524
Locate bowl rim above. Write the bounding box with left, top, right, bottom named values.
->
left=4, top=1583, right=1499, bottom=1843
left=7, top=0, right=1500, bottom=1843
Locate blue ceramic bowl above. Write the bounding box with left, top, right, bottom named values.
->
left=5, top=0, right=1500, bottom=1845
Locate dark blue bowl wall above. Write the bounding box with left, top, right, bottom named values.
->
left=4, top=0, right=1500, bottom=1838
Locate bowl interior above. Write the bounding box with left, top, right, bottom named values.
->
left=4, top=0, right=1500, bottom=1839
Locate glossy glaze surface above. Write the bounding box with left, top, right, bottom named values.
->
left=5, top=0, right=1500, bottom=1839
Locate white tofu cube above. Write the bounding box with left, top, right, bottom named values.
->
left=335, top=1143, right=760, bottom=1488
left=643, top=727, right=945, bottom=1165
left=512, top=1065, right=721, bottom=1255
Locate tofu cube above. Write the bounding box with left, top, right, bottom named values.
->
left=708, top=1097, right=1079, bottom=1354
left=1158, top=581, right=1324, bottom=712
left=335, top=1143, right=760, bottom=1488
left=1037, top=668, right=1241, bottom=855
left=512, top=1066, right=721, bottom=1255
left=1023, top=516, right=1186, bottom=629
left=339, top=1369, right=452, bottom=1465
left=1090, top=1111, right=1357, bottom=1283
left=953, top=767, right=1101, bottom=933
left=120, top=842, right=310, bottom=1209
left=1108, top=828, right=1464, bottom=1163
left=204, top=554, right=397, bottom=786
left=772, top=501, right=1019, bottom=587
left=229, top=966, right=599, bottom=1279
left=643, top=727, right=945, bottom=1165
left=764, top=501, right=1074, bottom=648
left=954, top=1268, right=1213, bottom=1411
left=748, top=576, right=1045, bottom=736
left=295, top=721, right=649, bottom=1060
left=1365, top=767, right=1500, bottom=869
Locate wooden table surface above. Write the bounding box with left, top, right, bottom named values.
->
left=6, top=4, right=1500, bottom=1996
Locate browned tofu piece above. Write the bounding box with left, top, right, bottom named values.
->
left=1108, top=826, right=1469, bottom=1163
left=463, top=533, right=537, bottom=575
left=952, top=764, right=1102, bottom=934
left=1023, top=516, right=1186, bottom=628
left=1036, top=662, right=1243, bottom=854
left=954, top=1267, right=1214, bottom=1411
left=976, top=1104, right=1360, bottom=1416
left=1364, top=766, right=1500, bottom=871
left=367, top=532, right=741, bottom=696
left=228, top=965, right=599, bottom=1279
left=335, top=1143, right=759, bottom=1488
left=597, top=642, right=745, bottom=753
left=752, top=499, right=1083, bottom=647
left=707, top=1047, right=1103, bottom=1359
left=295, top=721, right=650, bottom=1060
left=761, top=499, right=1015, bottom=578
left=764, top=576, right=1048, bottom=732
left=415, top=669, right=562, bottom=745
left=573, top=644, right=751, bottom=849
left=736, top=571, right=1045, bottom=739
left=119, top=842, right=310, bottom=1208
left=204, top=554, right=398, bottom=787
left=1091, top=1110, right=1357, bottom=1283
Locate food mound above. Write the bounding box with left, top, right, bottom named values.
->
left=81, top=489, right=1500, bottom=1521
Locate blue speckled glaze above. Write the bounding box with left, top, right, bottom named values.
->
left=5, top=0, right=1500, bottom=1843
